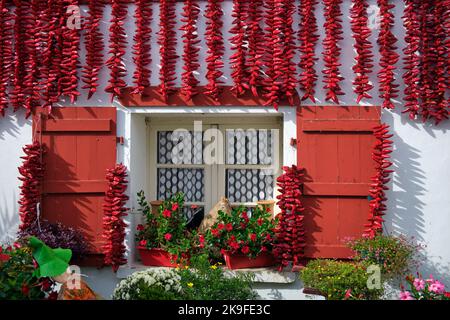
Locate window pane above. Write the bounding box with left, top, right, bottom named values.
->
left=157, top=131, right=203, bottom=164
left=157, top=168, right=204, bottom=202
left=226, top=129, right=273, bottom=165
left=225, top=169, right=274, bottom=203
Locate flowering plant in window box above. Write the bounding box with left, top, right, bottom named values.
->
left=135, top=191, right=195, bottom=267
left=204, top=205, right=277, bottom=269
left=400, top=274, right=450, bottom=300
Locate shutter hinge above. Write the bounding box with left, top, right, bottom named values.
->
left=116, top=136, right=124, bottom=145
left=290, top=138, right=297, bottom=147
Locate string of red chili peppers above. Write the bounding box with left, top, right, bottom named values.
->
left=180, top=0, right=200, bottom=100
left=0, top=0, right=13, bottom=117
left=103, top=163, right=129, bottom=272
left=377, top=0, right=399, bottom=110
left=82, top=0, right=105, bottom=99
left=230, top=0, right=249, bottom=96
left=282, top=0, right=297, bottom=106
left=298, top=0, right=319, bottom=103
left=158, top=0, right=178, bottom=101
left=263, top=0, right=275, bottom=102
left=363, top=123, right=393, bottom=239
left=18, top=142, right=45, bottom=232
left=402, top=0, right=421, bottom=120
left=274, top=165, right=306, bottom=270
left=322, top=0, right=344, bottom=104
left=132, top=0, right=152, bottom=95
left=246, top=0, right=264, bottom=97
left=105, top=0, right=127, bottom=102
left=351, top=0, right=373, bottom=103
left=204, top=0, right=224, bottom=101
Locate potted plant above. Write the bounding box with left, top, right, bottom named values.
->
left=205, top=205, right=277, bottom=269
left=135, top=191, right=194, bottom=267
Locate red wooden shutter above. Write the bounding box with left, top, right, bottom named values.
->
left=33, top=107, right=117, bottom=261
left=297, top=106, right=380, bottom=258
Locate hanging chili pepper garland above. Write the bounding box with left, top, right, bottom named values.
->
left=82, top=0, right=105, bottom=99
left=132, top=0, right=152, bottom=95
left=0, top=0, right=13, bottom=116
left=204, top=0, right=224, bottom=101
left=322, top=0, right=344, bottom=104
left=180, top=0, right=200, bottom=100
left=102, top=163, right=129, bottom=272
left=363, top=123, right=393, bottom=239
left=230, top=0, right=249, bottom=96
left=351, top=0, right=373, bottom=103
left=263, top=0, right=275, bottom=100
left=402, top=0, right=421, bottom=120
left=281, top=0, right=297, bottom=106
left=158, top=0, right=178, bottom=101
left=105, top=0, right=128, bottom=102
left=377, top=0, right=399, bottom=110
left=274, top=165, right=306, bottom=270
left=246, top=0, right=264, bottom=97
left=298, top=0, right=319, bottom=103
left=18, top=142, right=45, bottom=232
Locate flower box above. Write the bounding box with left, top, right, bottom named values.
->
left=138, top=247, right=179, bottom=267
left=223, top=252, right=276, bottom=270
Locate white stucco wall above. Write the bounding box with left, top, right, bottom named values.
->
left=0, top=0, right=449, bottom=297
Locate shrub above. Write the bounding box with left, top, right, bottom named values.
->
left=300, top=259, right=384, bottom=300
left=348, top=234, right=418, bottom=280
left=112, top=268, right=183, bottom=300
left=205, top=205, right=277, bottom=258
left=0, top=244, right=55, bottom=300
left=178, top=254, right=257, bottom=300
left=18, top=220, right=88, bottom=259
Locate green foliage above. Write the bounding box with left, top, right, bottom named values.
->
left=177, top=254, right=258, bottom=300
left=348, top=235, right=418, bottom=280
left=0, top=244, right=54, bottom=300
left=112, top=268, right=183, bottom=300
left=205, top=205, right=277, bottom=258
left=300, top=259, right=384, bottom=300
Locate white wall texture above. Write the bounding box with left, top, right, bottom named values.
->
left=0, top=0, right=449, bottom=298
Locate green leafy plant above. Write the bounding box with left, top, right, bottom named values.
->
left=112, top=268, right=183, bottom=300
left=0, top=244, right=55, bottom=300
left=348, top=235, right=418, bottom=280
left=400, top=274, right=450, bottom=300
left=177, top=254, right=257, bottom=300
left=205, top=205, right=277, bottom=258
left=300, top=259, right=384, bottom=300
left=135, top=191, right=198, bottom=262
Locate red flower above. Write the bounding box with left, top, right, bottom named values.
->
left=162, top=209, right=172, bottom=218
left=21, top=283, right=30, bottom=297
left=344, top=289, right=352, bottom=300
left=41, top=278, right=53, bottom=291
left=241, top=246, right=250, bottom=254
left=220, top=249, right=227, bottom=255
left=265, top=234, right=272, bottom=241
left=257, top=218, right=263, bottom=226
left=240, top=222, right=247, bottom=229
left=136, top=224, right=145, bottom=231
left=164, top=233, right=172, bottom=241
left=171, top=203, right=179, bottom=211
left=139, top=240, right=147, bottom=247
left=211, top=228, right=220, bottom=237
left=241, top=212, right=248, bottom=220
left=198, top=234, right=205, bottom=248
left=266, top=207, right=271, bottom=213
left=217, top=223, right=225, bottom=231
left=250, top=233, right=257, bottom=242
left=445, top=292, right=450, bottom=298
left=229, top=241, right=240, bottom=251
left=225, top=223, right=233, bottom=232
left=261, top=246, right=268, bottom=252
left=0, top=253, right=10, bottom=263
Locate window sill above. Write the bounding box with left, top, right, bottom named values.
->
left=116, top=264, right=298, bottom=284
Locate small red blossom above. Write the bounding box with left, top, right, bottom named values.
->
left=445, top=292, right=450, bottom=298
left=171, top=203, right=179, bottom=211
left=241, top=246, right=250, bottom=254
left=229, top=241, right=240, bottom=251
left=261, top=246, right=268, bottom=252
left=266, top=207, right=271, bottom=213
left=220, top=249, right=227, bottom=255
left=198, top=234, right=205, bottom=248
left=241, top=212, right=248, bottom=220
left=344, top=289, right=352, bottom=300
left=250, top=233, right=257, bottom=242
left=225, top=223, right=233, bottom=232
left=139, top=240, right=147, bottom=247
left=257, top=218, right=263, bottom=226
left=265, top=234, right=272, bottom=241
left=162, top=209, right=172, bottom=218
left=164, top=233, right=172, bottom=241
left=21, top=283, right=30, bottom=297
left=217, top=223, right=225, bottom=231
left=136, top=224, right=145, bottom=231
left=211, top=228, right=220, bottom=237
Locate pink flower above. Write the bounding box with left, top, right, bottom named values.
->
left=344, top=289, right=352, bottom=300
left=171, top=203, right=179, bottom=211
left=429, top=281, right=445, bottom=295
left=162, top=209, right=172, bottom=218
left=399, top=291, right=414, bottom=300
left=413, top=278, right=425, bottom=291
left=164, top=233, right=172, bottom=241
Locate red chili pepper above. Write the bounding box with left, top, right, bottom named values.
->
left=230, top=0, right=249, bottom=96
left=246, top=0, right=264, bottom=97
left=180, top=0, right=200, bottom=100
left=204, top=0, right=224, bottom=101
left=82, top=0, right=105, bottom=99
left=0, top=0, right=13, bottom=117
left=103, top=163, right=129, bottom=272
